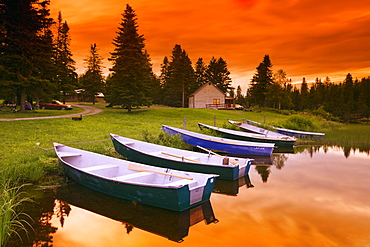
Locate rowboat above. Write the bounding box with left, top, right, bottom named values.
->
left=56, top=183, right=218, bottom=243
left=228, top=120, right=288, bottom=138
left=162, top=125, right=274, bottom=156
left=111, top=134, right=253, bottom=180
left=247, top=120, right=325, bottom=138
left=53, top=143, right=218, bottom=211
left=198, top=123, right=296, bottom=148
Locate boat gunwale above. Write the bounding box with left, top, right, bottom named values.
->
left=110, top=134, right=246, bottom=168
left=162, top=125, right=275, bottom=148
left=54, top=143, right=215, bottom=189
left=198, top=122, right=296, bottom=142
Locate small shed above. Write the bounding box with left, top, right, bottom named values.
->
left=188, top=83, right=234, bottom=109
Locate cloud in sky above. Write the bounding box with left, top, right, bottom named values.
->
left=50, top=0, right=370, bottom=91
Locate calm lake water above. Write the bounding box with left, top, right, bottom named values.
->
left=15, top=146, right=370, bottom=247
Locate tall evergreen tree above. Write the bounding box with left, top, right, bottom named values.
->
left=80, top=43, right=105, bottom=104
left=235, top=85, right=244, bottom=105
left=206, top=57, right=233, bottom=94
left=54, top=12, right=77, bottom=103
left=106, top=4, right=154, bottom=112
left=342, top=73, right=355, bottom=120
left=163, top=44, right=196, bottom=107
left=0, top=0, right=54, bottom=111
left=248, top=55, right=273, bottom=107
left=195, top=58, right=208, bottom=86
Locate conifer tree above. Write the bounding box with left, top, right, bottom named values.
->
left=163, top=44, right=196, bottom=107
left=206, top=57, right=233, bottom=93
left=80, top=43, right=105, bottom=104
left=54, top=12, right=77, bottom=103
left=235, top=85, right=244, bottom=105
left=195, top=58, right=208, bottom=86
left=248, top=55, right=273, bottom=107
left=106, top=4, right=154, bottom=112
left=0, top=0, right=55, bottom=111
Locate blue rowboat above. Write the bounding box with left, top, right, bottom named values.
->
left=53, top=143, right=218, bottom=211
left=162, top=125, right=274, bottom=156
left=199, top=122, right=296, bottom=148
left=111, top=134, right=253, bottom=180
left=247, top=120, right=325, bottom=138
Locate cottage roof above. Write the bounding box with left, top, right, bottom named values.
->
left=189, top=82, right=225, bottom=97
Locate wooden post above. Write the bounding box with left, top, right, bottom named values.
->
left=183, top=116, right=187, bottom=129
left=214, top=116, right=216, bottom=126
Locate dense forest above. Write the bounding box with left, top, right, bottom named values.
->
left=1, top=1, right=369, bottom=121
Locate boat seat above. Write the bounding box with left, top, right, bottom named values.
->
left=113, top=172, right=152, bottom=181
left=81, top=164, right=119, bottom=172
left=58, top=152, right=82, bottom=158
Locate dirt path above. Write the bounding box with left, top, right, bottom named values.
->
left=0, top=105, right=103, bottom=121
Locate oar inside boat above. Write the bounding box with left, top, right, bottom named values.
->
left=128, top=164, right=193, bottom=180
left=160, top=151, right=201, bottom=163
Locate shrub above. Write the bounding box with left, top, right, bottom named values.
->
left=282, top=115, right=316, bottom=131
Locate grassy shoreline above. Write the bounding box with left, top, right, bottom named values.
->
left=0, top=104, right=369, bottom=244
left=1, top=104, right=369, bottom=183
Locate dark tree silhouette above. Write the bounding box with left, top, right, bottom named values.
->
left=80, top=43, right=105, bottom=104
left=248, top=55, right=273, bottom=107
left=106, top=4, right=155, bottom=112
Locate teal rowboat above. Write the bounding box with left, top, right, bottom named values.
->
left=111, top=134, right=253, bottom=181
left=54, top=143, right=218, bottom=211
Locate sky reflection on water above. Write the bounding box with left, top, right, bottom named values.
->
left=30, top=146, right=370, bottom=247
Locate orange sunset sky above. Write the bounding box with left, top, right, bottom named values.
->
left=50, top=0, right=370, bottom=92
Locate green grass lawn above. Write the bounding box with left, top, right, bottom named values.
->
left=0, top=103, right=369, bottom=246
left=0, top=104, right=369, bottom=185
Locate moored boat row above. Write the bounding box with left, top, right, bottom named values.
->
left=245, top=119, right=325, bottom=138
left=198, top=122, right=296, bottom=148
left=55, top=117, right=309, bottom=212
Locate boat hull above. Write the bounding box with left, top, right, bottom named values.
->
left=111, top=135, right=251, bottom=180
left=162, top=125, right=274, bottom=156
left=246, top=120, right=325, bottom=138
left=199, top=123, right=295, bottom=148
left=274, top=127, right=325, bottom=138
left=55, top=144, right=217, bottom=211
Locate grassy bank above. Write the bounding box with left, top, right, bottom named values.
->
left=0, top=104, right=369, bottom=244
left=1, top=104, right=369, bottom=184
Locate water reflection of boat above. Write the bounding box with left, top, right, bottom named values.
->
left=56, top=183, right=219, bottom=243
left=230, top=154, right=273, bottom=166
left=212, top=175, right=254, bottom=196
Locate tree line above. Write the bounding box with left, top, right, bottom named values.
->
left=0, top=2, right=233, bottom=112
left=245, top=55, right=370, bottom=121
left=1, top=2, right=369, bottom=119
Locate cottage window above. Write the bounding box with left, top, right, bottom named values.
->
left=213, top=99, right=220, bottom=105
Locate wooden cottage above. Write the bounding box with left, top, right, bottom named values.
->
left=188, top=82, right=235, bottom=109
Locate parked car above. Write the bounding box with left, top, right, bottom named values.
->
left=40, top=100, right=73, bottom=110
left=235, top=104, right=244, bottom=110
